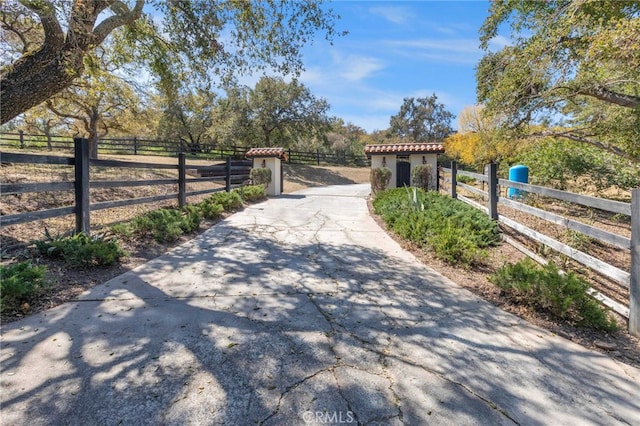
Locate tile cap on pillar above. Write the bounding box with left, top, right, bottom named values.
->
left=245, top=147, right=288, bottom=160
left=364, top=143, right=444, bottom=158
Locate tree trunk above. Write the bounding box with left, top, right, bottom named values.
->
left=89, top=110, right=99, bottom=159
left=1, top=0, right=144, bottom=125
left=89, top=136, right=99, bottom=159
left=1, top=44, right=85, bottom=124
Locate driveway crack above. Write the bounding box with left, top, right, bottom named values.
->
left=258, top=368, right=332, bottom=426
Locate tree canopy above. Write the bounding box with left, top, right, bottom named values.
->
left=389, top=95, right=454, bottom=143
left=211, top=77, right=331, bottom=148
left=156, top=88, right=218, bottom=153
left=1, top=0, right=342, bottom=124
left=477, top=0, right=640, bottom=161
left=444, top=105, right=515, bottom=168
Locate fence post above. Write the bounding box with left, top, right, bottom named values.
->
left=316, top=149, right=320, bottom=166
left=630, top=189, right=640, bottom=337
left=225, top=156, right=231, bottom=192
left=178, top=153, right=186, bottom=208
left=288, top=149, right=292, bottom=164
left=133, top=136, right=138, bottom=155
left=74, top=138, right=90, bottom=235
left=488, top=162, right=499, bottom=220
left=19, top=130, right=24, bottom=149
left=450, top=161, right=457, bottom=199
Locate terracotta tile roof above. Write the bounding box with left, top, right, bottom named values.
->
left=364, top=143, right=445, bottom=157
left=245, top=147, right=287, bottom=159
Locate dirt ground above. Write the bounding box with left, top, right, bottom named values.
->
left=283, top=163, right=370, bottom=193
left=1, top=161, right=638, bottom=368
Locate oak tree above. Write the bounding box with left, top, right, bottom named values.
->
left=1, top=0, right=342, bottom=125
left=389, top=95, right=454, bottom=143
left=156, top=88, right=218, bottom=153
left=477, top=0, right=640, bottom=160
left=211, top=77, right=331, bottom=148
left=42, top=45, right=143, bottom=158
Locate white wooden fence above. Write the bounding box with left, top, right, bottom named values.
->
left=441, top=162, right=639, bottom=337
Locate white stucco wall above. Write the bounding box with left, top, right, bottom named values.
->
left=409, top=154, right=438, bottom=190
left=370, top=155, right=397, bottom=189
left=252, top=157, right=282, bottom=195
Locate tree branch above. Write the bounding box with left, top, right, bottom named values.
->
left=529, top=129, right=633, bottom=160
left=93, top=0, right=145, bottom=45
left=1, top=12, right=35, bottom=53
left=46, top=100, right=86, bottom=122
left=577, top=85, right=640, bottom=109
left=19, top=0, right=63, bottom=47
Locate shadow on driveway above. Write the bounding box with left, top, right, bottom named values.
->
left=1, top=204, right=639, bottom=425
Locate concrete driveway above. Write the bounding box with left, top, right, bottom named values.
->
left=1, top=184, right=638, bottom=425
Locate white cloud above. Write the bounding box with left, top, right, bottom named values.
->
left=385, top=38, right=479, bottom=54
left=300, top=51, right=384, bottom=87
left=340, top=55, right=384, bottom=82
left=381, top=38, right=482, bottom=65
left=369, top=6, right=411, bottom=25
left=298, top=68, right=326, bottom=87
left=323, top=87, right=464, bottom=133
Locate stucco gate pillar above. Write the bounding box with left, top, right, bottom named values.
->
left=410, top=154, right=439, bottom=190
left=245, top=147, right=286, bottom=196
left=369, top=154, right=397, bottom=189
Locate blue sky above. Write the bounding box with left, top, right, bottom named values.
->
left=293, top=1, right=505, bottom=133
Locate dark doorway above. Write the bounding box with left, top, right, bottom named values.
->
left=396, top=161, right=411, bottom=187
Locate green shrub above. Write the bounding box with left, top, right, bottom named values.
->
left=370, top=167, right=392, bottom=194
left=181, top=205, right=202, bottom=233
left=130, top=207, right=201, bottom=243
left=250, top=167, right=272, bottom=187
left=198, top=199, right=225, bottom=220
left=457, top=175, right=476, bottom=185
left=36, top=233, right=126, bottom=268
left=373, top=188, right=500, bottom=266
left=430, top=222, right=487, bottom=266
left=411, top=164, right=432, bottom=190
left=235, top=185, right=267, bottom=202
left=0, top=261, right=47, bottom=311
left=110, top=223, right=133, bottom=238
left=489, top=259, right=618, bottom=331
left=205, top=191, right=243, bottom=212
left=562, top=229, right=594, bottom=251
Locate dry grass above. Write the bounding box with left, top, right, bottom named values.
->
left=0, top=159, right=370, bottom=248
left=283, top=163, right=370, bottom=193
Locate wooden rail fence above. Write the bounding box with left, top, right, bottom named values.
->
left=440, top=161, right=640, bottom=337
left=0, top=132, right=370, bottom=167
left=1, top=138, right=252, bottom=234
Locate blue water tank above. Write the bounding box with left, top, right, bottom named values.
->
left=508, top=165, right=529, bottom=198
